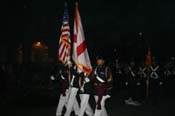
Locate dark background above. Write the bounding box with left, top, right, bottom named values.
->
left=5, top=0, right=175, bottom=63
left=1, top=1, right=175, bottom=116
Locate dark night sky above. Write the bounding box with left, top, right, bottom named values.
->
left=7, top=0, right=175, bottom=59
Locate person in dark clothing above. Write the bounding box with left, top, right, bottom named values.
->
left=50, top=63, right=70, bottom=116
left=113, top=58, right=124, bottom=91
left=91, top=56, right=113, bottom=116
left=50, top=62, right=79, bottom=116
left=64, top=63, right=80, bottom=116
left=137, top=61, right=147, bottom=101
left=124, top=61, right=141, bottom=106
left=78, top=72, right=94, bottom=116
left=149, top=58, right=162, bottom=105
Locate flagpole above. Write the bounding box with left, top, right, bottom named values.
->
left=147, top=44, right=151, bottom=98
left=68, top=62, right=72, bottom=86
left=145, top=48, right=151, bottom=97
left=146, top=67, right=150, bottom=97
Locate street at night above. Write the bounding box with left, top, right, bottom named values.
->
left=3, top=0, right=175, bottom=116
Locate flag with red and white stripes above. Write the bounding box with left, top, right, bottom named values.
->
left=72, top=2, right=92, bottom=74
left=58, top=3, right=71, bottom=64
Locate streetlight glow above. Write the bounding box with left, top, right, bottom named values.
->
left=35, top=42, right=41, bottom=47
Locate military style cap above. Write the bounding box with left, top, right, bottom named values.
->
left=96, top=55, right=104, bottom=60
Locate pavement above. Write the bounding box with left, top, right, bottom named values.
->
left=1, top=89, right=175, bottom=116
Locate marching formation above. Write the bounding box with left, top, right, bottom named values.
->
left=112, top=55, right=175, bottom=106
left=53, top=1, right=113, bottom=116
left=52, top=1, right=175, bottom=116
left=50, top=56, right=113, bottom=116
left=51, top=54, right=175, bottom=116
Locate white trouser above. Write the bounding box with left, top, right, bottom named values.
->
left=64, top=87, right=79, bottom=116
left=94, top=95, right=110, bottom=116
left=56, top=88, right=80, bottom=116
left=72, top=96, right=80, bottom=115
left=64, top=87, right=80, bottom=115
left=56, top=89, right=70, bottom=116
left=78, top=94, right=93, bottom=116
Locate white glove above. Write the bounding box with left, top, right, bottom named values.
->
left=80, top=88, right=84, bottom=93
left=106, top=95, right=111, bottom=99
left=84, top=73, right=87, bottom=76
left=84, top=77, right=90, bottom=82
left=70, top=75, right=75, bottom=86
left=50, top=75, right=55, bottom=80
left=66, top=60, right=72, bottom=68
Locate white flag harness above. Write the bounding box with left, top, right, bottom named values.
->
left=150, top=65, right=159, bottom=79
left=129, top=66, right=136, bottom=77
left=94, top=67, right=108, bottom=83
left=139, top=67, right=147, bottom=78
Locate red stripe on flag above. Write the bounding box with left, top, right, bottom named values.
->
left=58, top=41, right=62, bottom=48
left=63, top=23, right=69, bottom=27
left=83, top=66, right=91, bottom=73
left=61, top=29, right=70, bottom=33
left=62, top=51, right=67, bottom=62
left=62, top=34, right=70, bottom=38
left=59, top=45, right=66, bottom=58
left=58, top=43, right=63, bottom=57
left=77, top=41, right=87, bottom=56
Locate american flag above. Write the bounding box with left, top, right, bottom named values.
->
left=58, top=3, right=71, bottom=64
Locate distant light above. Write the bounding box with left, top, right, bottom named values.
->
left=35, top=42, right=41, bottom=47
left=139, top=32, right=143, bottom=36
